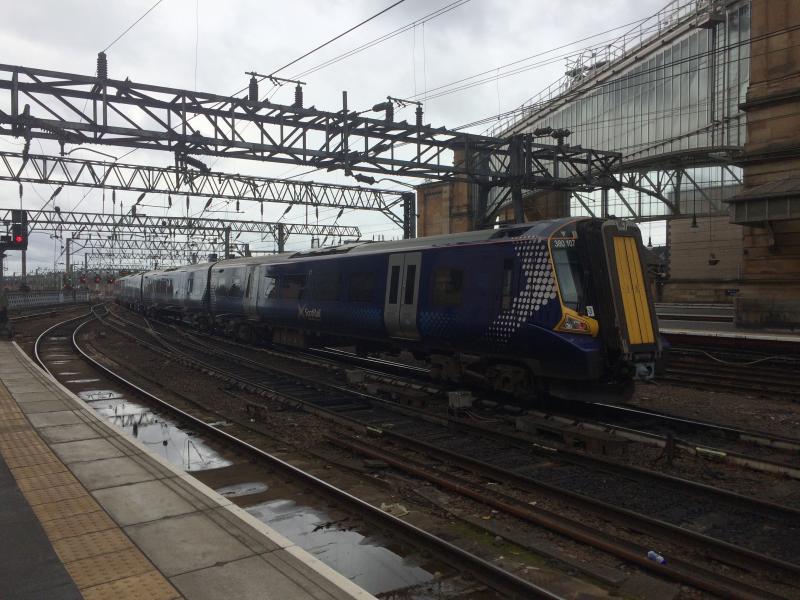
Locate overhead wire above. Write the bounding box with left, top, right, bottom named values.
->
left=292, top=0, right=471, bottom=80
left=404, top=11, right=667, bottom=102
left=60, top=0, right=467, bottom=216
left=270, top=0, right=406, bottom=76
left=101, top=0, right=165, bottom=53
left=194, top=0, right=199, bottom=90
left=450, top=24, right=790, bottom=133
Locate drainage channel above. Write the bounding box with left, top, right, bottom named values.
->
left=35, top=316, right=491, bottom=600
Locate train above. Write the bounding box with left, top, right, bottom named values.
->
left=114, top=217, right=663, bottom=399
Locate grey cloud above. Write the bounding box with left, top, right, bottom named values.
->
left=1, top=0, right=666, bottom=269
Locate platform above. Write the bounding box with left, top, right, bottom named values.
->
left=0, top=341, right=374, bottom=600
left=659, top=321, right=800, bottom=344
left=656, top=303, right=800, bottom=344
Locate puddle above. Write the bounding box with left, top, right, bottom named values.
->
left=47, top=336, right=68, bottom=341
left=85, top=395, right=232, bottom=471
left=58, top=372, right=81, bottom=376
left=49, top=360, right=77, bottom=365
left=216, top=482, right=269, bottom=498
left=78, top=390, right=125, bottom=402
left=247, top=499, right=434, bottom=595
left=66, top=378, right=101, bottom=384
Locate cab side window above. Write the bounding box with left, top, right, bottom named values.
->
left=214, top=270, right=228, bottom=297
left=280, top=273, right=307, bottom=300
left=263, top=276, right=278, bottom=299
left=432, top=268, right=463, bottom=307
left=229, top=274, right=243, bottom=298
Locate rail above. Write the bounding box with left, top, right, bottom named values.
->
left=33, top=307, right=565, bottom=600
left=97, top=306, right=800, bottom=597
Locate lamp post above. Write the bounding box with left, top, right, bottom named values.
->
left=351, top=175, right=416, bottom=239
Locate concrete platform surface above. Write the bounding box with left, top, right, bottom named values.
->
left=660, top=322, right=800, bottom=342
left=0, top=340, right=375, bottom=600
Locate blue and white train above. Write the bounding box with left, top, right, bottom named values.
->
left=114, top=217, right=662, bottom=397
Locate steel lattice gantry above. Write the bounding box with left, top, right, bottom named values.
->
left=70, top=237, right=248, bottom=257
left=0, top=63, right=622, bottom=222
left=0, top=150, right=407, bottom=227
left=0, top=207, right=360, bottom=252
left=83, top=255, right=187, bottom=271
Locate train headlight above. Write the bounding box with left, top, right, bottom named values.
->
left=555, top=309, right=599, bottom=336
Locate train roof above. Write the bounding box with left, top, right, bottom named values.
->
left=288, top=217, right=589, bottom=259
left=128, top=217, right=595, bottom=275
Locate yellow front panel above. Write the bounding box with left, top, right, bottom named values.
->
left=624, top=236, right=655, bottom=345
left=613, top=236, right=655, bottom=346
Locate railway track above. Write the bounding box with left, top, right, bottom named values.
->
left=664, top=358, right=800, bottom=398
left=109, top=307, right=800, bottom=479
left=661, top=343, right=800, bottom=400
left=32, top=308, right=565, bottom=600
left=179, top=315, right=800, bottom=478
left=97, top=305, right=800, bottom=599
left=523, top=396, right=800, bottom=479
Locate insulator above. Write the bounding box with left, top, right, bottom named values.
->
left=168, top=195, right=172, bottom=208
left=97, top=52, right=108, bottom=80
left=294, top=84, right=303, bottom=108
left=236, top=200, right=240, bottom=212
left=386, top=104, right=394, bottom=122
left=186, top=195, right=190, bottom=210
left=415, top=105, right=423, bottom=128
left=248, top=76, right=258, bottom=102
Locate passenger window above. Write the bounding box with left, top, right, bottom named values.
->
left=280, top=273, right=307, bottom=300
left=230, top=277, right=242, bottom=297
left=214, top=270, right=227, bottom=297
left=404, top=265, right=416, bottom=305
left=432, top=268, right=463, bottom=307
left=313, top=269, right=340, bottom=302
left=349, top=272, right=375, bottom=303
left=501, top=259, right=514, bottom=310
left=262, top=276, right=278, bottom=299
left=388, top=266, right=400, bottom=304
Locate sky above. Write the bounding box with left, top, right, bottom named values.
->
left=0, top=0, right=669, bottom=275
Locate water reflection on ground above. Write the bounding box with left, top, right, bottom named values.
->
left=84, top=394, right=232, bottom=471
left=247, top=498, right=435, bottom=596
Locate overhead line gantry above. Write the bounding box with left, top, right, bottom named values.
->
left=0, top=58, right=622, bottom=225
left=0, top=207, right=360, bottom=253
left=0, top=150, right=408, bottom=227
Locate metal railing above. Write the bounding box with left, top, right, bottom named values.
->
left=8, top=290, right=90, bottom=310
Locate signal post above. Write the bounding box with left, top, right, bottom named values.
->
left=0, top=209, right=27, bottom=289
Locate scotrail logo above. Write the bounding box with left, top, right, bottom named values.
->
left=298, top=306, right=321, bottom=320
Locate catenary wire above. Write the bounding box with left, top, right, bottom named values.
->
left=270, top=0, right=406, bottom=76
left=101, top=0, right=165, bottom=53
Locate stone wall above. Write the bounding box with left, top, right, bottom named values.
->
left=734, top=0, right=800, bottom=327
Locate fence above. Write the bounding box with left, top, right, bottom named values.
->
left=7, top=290, right=91, bottom=310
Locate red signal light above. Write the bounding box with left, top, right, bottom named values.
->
left=14, top=235, right=23, bottom=243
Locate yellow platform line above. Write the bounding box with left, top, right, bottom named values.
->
left=0, top=381, right=183, bottom=600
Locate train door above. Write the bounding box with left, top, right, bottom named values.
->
left=243, top=265, right=260, bottom=318
left=383, top=252, right=421, bottom=339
